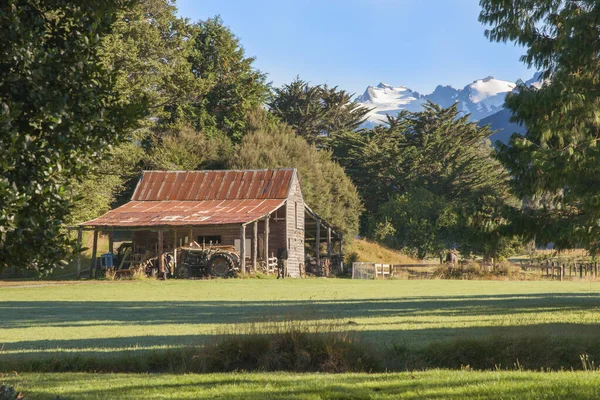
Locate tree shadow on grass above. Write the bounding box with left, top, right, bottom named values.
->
left=2, top=292, right=600, bottom=329
left=2, top=292, right=600, bottom=364
left=3, top=322, right=600, bottom=361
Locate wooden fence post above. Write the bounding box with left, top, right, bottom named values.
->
left=560, top=264, right=564, bottom=281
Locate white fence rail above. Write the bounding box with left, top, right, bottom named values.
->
left=351, top=262, right=434, bottom=279
left=352, top=262, right=392, bottom=280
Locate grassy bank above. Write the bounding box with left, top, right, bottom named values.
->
left=4, top=370, right=600, bottom=399
left=346, top=238, right=419, bottom=264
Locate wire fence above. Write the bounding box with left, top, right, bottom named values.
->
left=351, top=262, right=434, bottom=279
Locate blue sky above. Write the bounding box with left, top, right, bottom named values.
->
left=177, top=0, right=532, bottom=96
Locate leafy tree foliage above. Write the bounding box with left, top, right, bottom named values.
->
left=68, top=0, right=199, bottom=224
left=176, top=17, right=269, bottom=142
left=100, top=0, right=200, bottom=121
left=0, top=0, right=140, bottom=273
left=230, top=108, right=363, bottom=236
left=67, top=140, right=145, bottom=225
left=480, top=0, right=600, bottom=252
left=146, top=125, right=232, bottom=171
left=339, top=103, right=520, bottom=259
left=269, top=78, right=370, bottom=147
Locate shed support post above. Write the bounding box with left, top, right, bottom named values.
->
left=108, top=232, right=114, bottom=254
left=189, top=227, right=193, bottom=245
left=340, top=235, right=344, bottom=272
left=252, top=221, right=258, bottom=272
left=316, top=219, right=321, bottom=270
left=158, top=229, right=164, bottom=278
left=76, top=228, right=83, bottom=280
left=240, top=224, right=246, bottom=274
left=89, top=230, right=98, bottom=278
left=327, top=227, right=332, bottom=259
left=264, top=216, right=270, bottom=265
left=173, top=229, right=178, bottom=275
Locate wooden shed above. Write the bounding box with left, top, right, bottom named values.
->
left=78, top=168, right=343, bottom=278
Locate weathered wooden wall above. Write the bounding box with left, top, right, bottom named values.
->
left=285, top=172, right=305, bottom=277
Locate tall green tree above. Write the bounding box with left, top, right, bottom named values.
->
left=480, top=0, right=600, bottom=252
left=0, top=0, right=140, bottom=273
left=69, top=0, right=205, bottom=224
left=100, top=0, right=201, bottom=122
left=342, top=103, right=520, bottom=259
left=175, top=16, right=269, bottom=142
left=230, top=108, right=363, bottom=236
left=269, top=78, right=370, bottom=147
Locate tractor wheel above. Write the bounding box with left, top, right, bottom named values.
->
left=208, top=254, right=235, bottom=278
left=175, top=265, right=191, bottom=279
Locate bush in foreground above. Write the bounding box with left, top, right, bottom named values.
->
left=200, top=321, right=376, bottom=373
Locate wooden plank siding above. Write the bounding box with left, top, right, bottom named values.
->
left=285, top=172, right=305, bottom=278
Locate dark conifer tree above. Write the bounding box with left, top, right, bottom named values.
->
left=480, top=0, right=600, bottom=252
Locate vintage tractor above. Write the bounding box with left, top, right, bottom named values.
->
left=174, top=244, right=240, bottom=279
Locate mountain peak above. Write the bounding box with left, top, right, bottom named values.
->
left=377, top=82, right=394, bottom=89
left=355, top=73, right=538, bottom=126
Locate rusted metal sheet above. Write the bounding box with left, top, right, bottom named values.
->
left=83, top=168, right=296, bottom=228
left=81, top=199, right=285, bottom=227
left=125, top=168, right=294, bottom=202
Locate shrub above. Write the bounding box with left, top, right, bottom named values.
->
left=345, top=252, right=360, bottom=265
left=198, top=321, right=377, bottom=373
left=433, top=261, right=524, bottom=280
left=494, top=261, right=522, bottom=278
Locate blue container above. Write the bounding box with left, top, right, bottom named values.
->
left=100, top=253, right=115, bottom=269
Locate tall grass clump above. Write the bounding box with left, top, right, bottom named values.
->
left=197, top=320, right=376, bottom=373
left=434, top=261, right=523, bottom=280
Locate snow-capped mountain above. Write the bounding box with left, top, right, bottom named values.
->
left=355, top=83, right=425, bottom=122
left=356, top=76, right=520, bottom=126
left=455, top=76, right=516, bottom=120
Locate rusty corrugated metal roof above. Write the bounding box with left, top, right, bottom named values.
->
left=80, top=199, right=285, bottom=227
left=80, top=168, right=295, bottom=228
left=132, top=169, right=294, bottom=201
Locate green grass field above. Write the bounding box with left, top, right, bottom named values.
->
left=2, top=279, right=600, bottom=398
left=2, top=279, right=600, bottom=355
left=4, top=370, right=600, bottom=400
